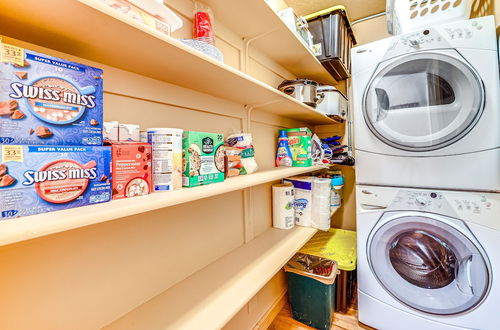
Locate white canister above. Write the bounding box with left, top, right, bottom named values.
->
left=147, top=128, right=183, bottom=191
left=272, top=183, right=295, bottom=230
left=330, top=176, right=345, bottom=214
left=284, top=176, right=313, bottom=227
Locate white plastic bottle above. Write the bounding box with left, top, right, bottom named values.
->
left=330, top=176, right=344, bottom=215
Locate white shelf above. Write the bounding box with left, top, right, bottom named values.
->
left=204, top=0, right=336, bottom=85
left=0, top=0, right=337, bottom=125
left=104, top=226, right=318, bottom=330
left=0, top=166, right=323, bottom=247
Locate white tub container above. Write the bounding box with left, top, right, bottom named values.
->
left=316, top=86, right=348, bottom=122
left=147, top=128, right=183, bottom=191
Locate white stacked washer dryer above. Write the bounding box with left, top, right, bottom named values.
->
left=351, top=16, right=500, bottom=330
left=351, top=15, right=500, bottom=192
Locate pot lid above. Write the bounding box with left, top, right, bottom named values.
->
left=278, top=78, right=319, bottom=89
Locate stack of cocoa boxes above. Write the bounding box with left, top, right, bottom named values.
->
left=0, top=42, right=151, bottom=219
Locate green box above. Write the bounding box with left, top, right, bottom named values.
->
left=285, top=127, right=312, bottom=167
left=182, top=131, right=225, bottom=187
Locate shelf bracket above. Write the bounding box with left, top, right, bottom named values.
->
left=244, top=99, right=281, bottom=132
left=241, top=28, right=280, bottom=73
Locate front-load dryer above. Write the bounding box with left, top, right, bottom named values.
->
left=351, top=16, right=500, bottom=192
left=356, top=185, right=500, bottom=330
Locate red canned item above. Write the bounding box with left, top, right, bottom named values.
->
left=35, top=159, right=97, bottom=203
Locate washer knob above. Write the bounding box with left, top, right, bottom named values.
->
left=408, top=38, right=421, bottom=49
left=415, top=196, right=428, bottom=206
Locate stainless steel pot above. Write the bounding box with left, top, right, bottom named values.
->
left=278, top=79, right=319, bottom=107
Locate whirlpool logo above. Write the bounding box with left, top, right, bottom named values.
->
left=295, top=198, right=308, bottom=211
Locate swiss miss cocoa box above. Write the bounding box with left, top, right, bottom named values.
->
left=0, top=145, right=111, bottom=219
left=0, top=41, right=103, bottom=145
left=107, top=141, right=152, bottom=199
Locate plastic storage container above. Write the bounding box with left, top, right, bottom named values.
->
left=316, top=86, right=348, bottom=123
left=285, top=253, right=338, bottom=330
left=300, top=228, right=357, bottom=313
left=305, top=6, right=356, bottom=81
left=99, top=0, right=183, bottom=36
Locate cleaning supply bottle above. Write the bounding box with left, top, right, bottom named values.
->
left=276, top=130, right=293, bottom=167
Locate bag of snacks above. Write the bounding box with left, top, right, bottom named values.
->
left=226, top=133, right=258, bottom=174
left=193, top=1, right=216, bottom=45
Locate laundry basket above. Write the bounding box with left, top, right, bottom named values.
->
left=386, top=0, right=472, bottom=35
left=300, top=228, right=357, bottom=313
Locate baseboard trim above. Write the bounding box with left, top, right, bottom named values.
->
left=253, top=289, right=288, bottom=330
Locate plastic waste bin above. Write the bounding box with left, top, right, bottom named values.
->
left=300, top=228, right=357, bottom=313
left=285, top=253, right=338, bottom=330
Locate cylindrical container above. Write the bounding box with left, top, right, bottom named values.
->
left=272, top=182, right=295, bottom=230
left=330, top=176, right=344, bottom=214
left=140, top=130, right=148, bottom=143
left=312, top=178, right=332, bottom=231
left=147, top=128, right=183, bottom=192
left=277, top=79, right=319, bottom=108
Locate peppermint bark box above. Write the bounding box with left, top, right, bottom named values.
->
left=107, top=141, right=152, bottom=199
left=0, top=41, right=103, bottom=145
left=0, top=145, right=111, bottom=219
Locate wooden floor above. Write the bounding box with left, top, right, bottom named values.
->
left=268, top=302, right=374, bottom=330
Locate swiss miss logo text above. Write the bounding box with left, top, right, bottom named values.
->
left=23, top=165, right=97, bottom=186
left=9, top=82, right=96, bottom=108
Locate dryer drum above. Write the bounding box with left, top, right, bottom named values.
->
left=389, top=230, right=457, bottom=289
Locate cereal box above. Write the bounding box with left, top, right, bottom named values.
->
left=0, top=42, right=103, bottom=145
left=107, top=141, right=152, bottom=199
left=0, top=145, right=111, bottom=219
left=182, top=131, right=224, bottom=187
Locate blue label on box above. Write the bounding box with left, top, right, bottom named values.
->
left=0, top=145, right=111, bottom=219
left=0, top=47, right=103, bottom=146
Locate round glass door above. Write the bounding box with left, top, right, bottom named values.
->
left=363, top=51, right=484, bottom=151
left=368, top=212, right=490, bottom=315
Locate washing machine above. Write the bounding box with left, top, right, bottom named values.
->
left=351, top=16, right=500, bottom=192
left=356, top=185, right=500, bottom=329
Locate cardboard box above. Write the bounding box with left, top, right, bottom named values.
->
left=182, top=131, right=224, bottom=187
left=0, top=42, right=103, bottom=145
left=0, top=145, right=111, bottom=219
left=285, top=127, right=312, bottom=167
left=107, top=141, right=152, bottom=199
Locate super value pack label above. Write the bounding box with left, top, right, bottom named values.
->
left=0, top=42, right=103, bottom=146
left=0, top=145, right=111, bottom=219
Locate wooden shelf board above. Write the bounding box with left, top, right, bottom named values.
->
left=0, top=0, right=336, bottom=125
left=0, top=166, right=323, bottom=247
left=104, top=226, right=318, bottom=330
left=205, top=0, right=336, bottom=85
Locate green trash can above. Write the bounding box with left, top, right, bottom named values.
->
left=285, top=253, right=338, bottom=330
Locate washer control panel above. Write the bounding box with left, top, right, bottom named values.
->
left=383, top=16, right=496, bottom=59
left=389, top=189, right=453, bottom=214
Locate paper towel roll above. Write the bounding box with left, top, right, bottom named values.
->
left=312, top=178, right=332, bottom=231
left=285, top=177, right=313, bottom=227
left=272, top=183, right=295, bottom=229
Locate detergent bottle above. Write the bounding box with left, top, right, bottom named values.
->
left=276, top=130, right=293, bottom=167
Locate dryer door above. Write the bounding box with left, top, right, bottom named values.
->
left=368, top=211, right=491, bottom=315
left=363, top=50, right=484, bottom=151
